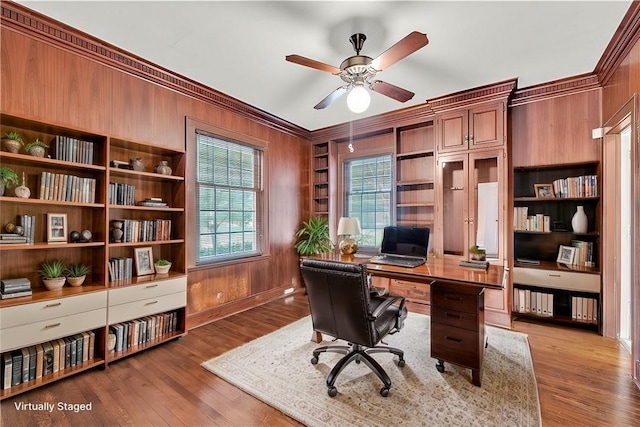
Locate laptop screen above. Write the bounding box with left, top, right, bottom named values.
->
left=380, top=226, right=430, bottom=258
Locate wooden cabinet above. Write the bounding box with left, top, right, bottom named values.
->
left=430, top=280, right=485, bottom=386
left=436, top=102, right=505, bottom=153
left=0, top=113, right=187, bottom=400
left=395, top=123, right=435, bottom=234
left=389, top=279, right=431, bottom=306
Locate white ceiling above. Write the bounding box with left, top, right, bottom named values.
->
left=17, top=1, right=631, bottom=131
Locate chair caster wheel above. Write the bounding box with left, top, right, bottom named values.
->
left=436, top=360, right=445, bottom=373
left=311, top=356, right=318, bottom=364
left=328, top=386, right=338, bottom=397
left=380, top=387, right=389, bottom=397
left=397, top=359, right=406, bottom=368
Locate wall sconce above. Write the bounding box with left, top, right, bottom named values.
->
left=337, top=217, right=361, bottom=255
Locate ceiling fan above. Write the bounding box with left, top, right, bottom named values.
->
left=286, top=31, right=428, bottom=112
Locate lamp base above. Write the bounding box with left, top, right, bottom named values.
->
left=339, top=238, right=358, bottom=255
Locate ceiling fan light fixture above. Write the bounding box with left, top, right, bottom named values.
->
left=347, top=84, right=370, bottom=113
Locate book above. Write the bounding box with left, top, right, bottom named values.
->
left=2, top=353, right=12, bottom=390
left=42, top=342, right=54, bottom=375
left=52, top=340, right=60, bottom=373
left=11, top=351, right=22, bottom=386
left=81, top=331, right=90, bottom=363
left=458, top=260, right=489, bottom=270
left=27, top=346, right=36, bottom=380
left=20, top=347, right=30, bottom=383
left=56, top=339, right=67, bottom=371
left=1, top=290, right=33, bottom=299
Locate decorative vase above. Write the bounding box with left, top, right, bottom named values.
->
left=111, top=220, right=124, bottom=243
left=14, top=173, right=30, bottom=199
left=28, top=146, right=46, bottom=157
left=43, top=277, right=65, bottom=291
left=130, top=157, right=144, bottom=172
left=155, top=161, right=172, bottom=175
left=3, top=138, right=22, bottom=153
left=66, top=275, right=86, bottom=287
left=571, top=206, right=588, bottom=234
left=154, top=262, right=171, bottom=275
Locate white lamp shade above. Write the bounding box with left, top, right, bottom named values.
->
left=346, top=85, right=370, bottom=113
left=337, top=217, right=361, bottom=236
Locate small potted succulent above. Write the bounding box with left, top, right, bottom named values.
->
left=39, top=259, right=67, bottom=291
left=2, top=131, right=24, bottom=153
left=0, top=166, right=18, bottom=196
left=154, top=259, right=172, bottom=274
left=469, top=245, right=487, bottom=261
left=64, top=263, right=91, bottom=287
left=24, top=139, right=48, bottom=158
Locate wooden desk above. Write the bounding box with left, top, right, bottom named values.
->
left=307, top=253, right=505, bottom=386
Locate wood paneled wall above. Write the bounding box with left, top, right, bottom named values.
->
left=602, top=34, right=640, bottom=121
left=1, top=19, right=310, bottom=329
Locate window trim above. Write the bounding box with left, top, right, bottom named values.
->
left=186, top=117, right=270, bottom=269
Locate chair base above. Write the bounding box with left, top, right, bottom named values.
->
left=311, top=343, right=405, bottom=397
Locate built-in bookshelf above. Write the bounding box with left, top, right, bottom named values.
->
left=0, top=113, right=187, bottom=400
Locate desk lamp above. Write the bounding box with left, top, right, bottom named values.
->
left=337, top=217, right=361, bottom=255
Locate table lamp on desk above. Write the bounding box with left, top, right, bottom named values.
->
left=337, top=217, right=361, bottom=255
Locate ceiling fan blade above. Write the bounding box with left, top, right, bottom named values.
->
left=286, top=55, right=342, bottom=74
left=314, top=86, right=348, bottom=109
left=370, top=80, right=415, bottom=103
left=370, top=31, right=429, bottom=71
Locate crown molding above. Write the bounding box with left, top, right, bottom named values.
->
left=594, top=1, right=640, bottom=86
left=425, top=78, right=517, bottom=113
left=0, top=2, right=311, bottom=140
left=510, top=73, right=601, bottom=106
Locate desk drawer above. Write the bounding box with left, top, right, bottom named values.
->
left=0, top=291, right=107, bottom=329
left=431, top=306, right=477, bottom=331
left=1, top=308, right=106, bottom=352
left=389, top=279, right=430, bottom=304
left=513, top=267, right=600, bottom=293
left=108, top=291, right=186, bottom=324
left=431, top=287, right=479, bottom=314
left=431, top=323, right=480, bottom=370
left=109, top=277, right=187, bottom=306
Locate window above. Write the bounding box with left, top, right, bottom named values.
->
left=196, top=132, right=263, bottom=264
left=343, top=155, right=392, bottom=247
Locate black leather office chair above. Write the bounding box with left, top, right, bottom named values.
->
left=299, top=258, right=408, bottom=397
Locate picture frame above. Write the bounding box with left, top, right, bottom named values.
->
left=134, top=246, right=154, bottom=276
left=556, top=245, right=576, bottom=264
left=534, top=183, right=555, bottom=198
left=47, top=213, right=68, bottom=243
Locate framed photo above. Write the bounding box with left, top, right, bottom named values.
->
left=47, top=213, right=68, bottom=243
left=556, top=245, right=576, bottom=264
left=134, top=246, right=154, bottom=276
left=534, top=183, right=555, bottom=198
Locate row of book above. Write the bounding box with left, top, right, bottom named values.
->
left=513, top=207, right=550, bottom=232
left=112, top=219, right=172, bottom=243
left=513, top=289, right=555, bottom=317
left=2, top=331, right=96, bottom=390
left=571, top=296, right=599, bottom=324
left=570, top=240, right=596, bottom=268
left=39, top=172, right=97, bottom=203
left=552, top=175, right=598, bottom=198
left=50, top=135, right=95, bottom=165
left=109, top=311, right=179, bottom=353
left=108, top=182, right=135, bottom=206
left=108, top=257, right=133, bottom=282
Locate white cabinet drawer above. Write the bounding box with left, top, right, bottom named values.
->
left=0, top=308, right=107, bottom=352
left=108, top=277, right=186, bottom=307
left=513, top=267, right=600, bottom=293
left=0, top=291, right=107, bottom=329
left=108, top=291, right=186, bottom=324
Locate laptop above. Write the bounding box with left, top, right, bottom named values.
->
left=369, top=226, right=430, bottom=268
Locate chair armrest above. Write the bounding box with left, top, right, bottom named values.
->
left=370, top=296, right=405, bottom=319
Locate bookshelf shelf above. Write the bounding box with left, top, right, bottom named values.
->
left=0, top=241, right=106, bottom=251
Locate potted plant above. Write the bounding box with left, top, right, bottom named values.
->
left=2, top=131, right=24, bottom=153
left=469, top=245, right=487, bottom=261
left=294, top=216, right=333, bottom=256
left=0, top=166, right=18, bottom=196
left=154, top=259, right=172, bottom=274
left=39, top=259, right=67, bottom=291
left=24, top=139, right=48, bottom=158
left=64, top=263, right=91, bottom=286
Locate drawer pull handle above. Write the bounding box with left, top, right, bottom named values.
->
left=445, top=312, right=462, bottom=319
left=444, top=295, right=462, bottom=301
left=145, top=300, right=158, bottom=306
left=146, top=284, right=159, bottom=289
left=45, top=302, right=62, bottom=308
left=44, top=323, right=61, bottom=329
left=547, top=274, right=561, bottom=277
left=445, top=336, right=462, bottom=343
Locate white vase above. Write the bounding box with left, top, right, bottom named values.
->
left=571, top=206, right=588, bottom=233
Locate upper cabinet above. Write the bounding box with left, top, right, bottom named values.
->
left=436, top=102, right=506, bottom=153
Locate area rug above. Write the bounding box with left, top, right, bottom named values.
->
left=202, top=313, right=541, bottom=427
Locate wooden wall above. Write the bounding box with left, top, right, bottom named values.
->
left=0, top=6, right=310, bottom=330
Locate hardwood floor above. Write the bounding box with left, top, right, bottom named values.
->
left=2, top=294, right=639, bottom=426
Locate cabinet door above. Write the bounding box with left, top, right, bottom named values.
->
left=469, top=102, right=504, bottom=150
left=437, top=110, right=468, bottom=153
left=438, top=153, right=469, bottom=256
